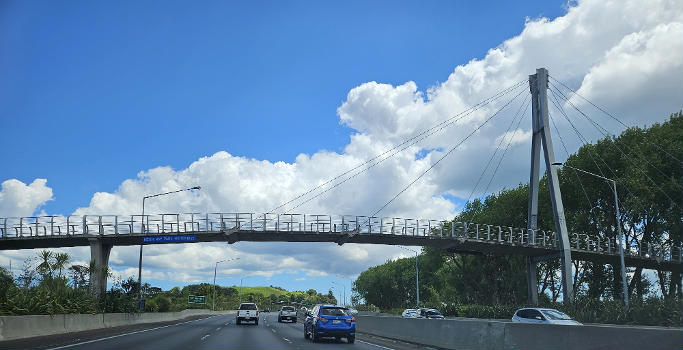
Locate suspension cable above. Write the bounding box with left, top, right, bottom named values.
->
left=279, top=81, right=528, bottom=214
left=549, top=75, right=682, bottom=164
left=547, top=98, right=603, bottom=228
left=465, top=94, right=530, bottom=203
left=550, top=85, right=678, bottom=206
left=482, top=98, right=531, bottom=196
left=370, top=87, right=528, bottom=218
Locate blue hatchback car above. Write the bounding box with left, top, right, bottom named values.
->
left=304, top=304, right=356, bottom=343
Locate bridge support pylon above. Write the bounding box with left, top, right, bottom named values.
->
left=88, top=238, right=112, bottom=300
left=527, top=68, right=574, bottom=305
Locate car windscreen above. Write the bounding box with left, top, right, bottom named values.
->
left=321, top=307, right=350, bottom=316
left=426, top=310, right=441, bottom=315
left=239, top=304, right=257, bottom=310
left=282, top=306, right=295, bottom=311
left=540, top=309, right=572, bottom=320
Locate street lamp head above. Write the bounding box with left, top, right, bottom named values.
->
left=552, top=162, right=563, bottom=166
left=191, top=186, right=201, bottom=190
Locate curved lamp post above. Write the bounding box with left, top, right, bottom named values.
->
left=137, top=186, right=201, bottom=309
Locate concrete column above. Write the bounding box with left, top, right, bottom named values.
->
left=89, top=238, right=112, bottom=300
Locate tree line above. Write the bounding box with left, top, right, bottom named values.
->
left=0, top=250, right=336, bottom=315
left=352, top=112, right=682, bottom=326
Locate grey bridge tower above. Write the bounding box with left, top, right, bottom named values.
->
left=526, top=68, right=574, bottom=305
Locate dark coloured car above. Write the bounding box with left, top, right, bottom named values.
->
left=304, top=304, right=356, bottom=343
left=418, top=308, right=444, bottom=319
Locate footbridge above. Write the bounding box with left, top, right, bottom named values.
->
left=2, top=212, right=680, bottom=297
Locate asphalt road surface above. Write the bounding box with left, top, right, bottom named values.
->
left=13, top=313, right=433, bottom=350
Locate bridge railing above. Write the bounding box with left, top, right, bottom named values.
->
left=1, top=214, right=681, bottom=263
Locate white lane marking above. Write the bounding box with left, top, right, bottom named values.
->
left=282, top=337, right=292, bottom=343
left=271, top=328, right=276, bottom=333
left=216, top=327, right=221, bottom=331
left=225, top=322, right=230, bottom=326
left=201, top=334, right=210, bottom=341
left=45, top=316, right=218, bottom=350
left=357, top=339, right=398, bottom=350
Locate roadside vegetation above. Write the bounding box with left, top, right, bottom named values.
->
left=0, top=252, right=336, bottom=316
left=352, top=113, right=682, bottom=327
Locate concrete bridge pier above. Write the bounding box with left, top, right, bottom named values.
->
left=88, top=238, right=112, bottom=300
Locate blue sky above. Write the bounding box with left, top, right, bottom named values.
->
left=2, top=0, right=681, bottom=295
left=2, top=0, right=565, bottom=215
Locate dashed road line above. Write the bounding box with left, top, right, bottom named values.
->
left=201, top=334, right=210, bottom=341
left=216, top=327, right=221, bottom=331
left=45, top=317, right=210, bottom=350
left=282, top=337, right=292, bottom=343
left=357, top=339, right=398, bottom=350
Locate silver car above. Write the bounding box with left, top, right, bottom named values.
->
left=401, top=309, right=417, bottom=318
left=512, top=308, right=582, bottom=325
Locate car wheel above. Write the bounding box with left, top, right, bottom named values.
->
left=255, top=319, right=259, bottom=325
left=292, top=318, right=297, bottom=323
left=311, top=328, right=319, bottom=343
left=347, top=335, right=355, bottom=344
left=335, top=336, right=341, bottom=342
left=277, top=317, right=281, bottom=322
left=236, top=319, right=241, bottom=325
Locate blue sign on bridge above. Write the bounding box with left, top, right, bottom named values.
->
left=142, top=235, right=197, bottom=243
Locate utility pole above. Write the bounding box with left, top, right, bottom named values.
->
left=527, top=68, right=574, bottom=305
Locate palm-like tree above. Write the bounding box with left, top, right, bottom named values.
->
left=36, top=250, right=54, bottom=280
left=54, top=253, right=70, bottom=278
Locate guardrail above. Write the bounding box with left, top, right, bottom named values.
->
left=0, top=214, right=680, bottom=262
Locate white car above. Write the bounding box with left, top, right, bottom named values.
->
left=512, top=308, right=582, bottom=325
left=401, top=309, right=418, bottom=318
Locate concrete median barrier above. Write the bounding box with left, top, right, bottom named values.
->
left=0, top=310, right=234, bottom=341
left=356, top=315, right=682, bottom=350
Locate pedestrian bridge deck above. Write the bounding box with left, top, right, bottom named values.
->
left=1, top=213, right=680, bottom=272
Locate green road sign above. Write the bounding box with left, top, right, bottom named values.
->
left=188, top=295, right=206, bottom=304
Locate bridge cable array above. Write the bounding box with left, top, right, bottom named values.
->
left=465, top=94, right=530, bottom=204
left=549, top=76, right=682, bottom=164
left=481, top=98, right=531, bottom=197
left=370, top=86, right=528, bottom=218
left=265, top=80, right=528, bottom=216
left=547, top=95, right=607, bottom=230
left=548, top=83, right=679, bottom=209
left=546, top=79, right=681, bottom=250
left=547, top=87, right=647, bottom=216
left=550, top=83, right=681, bottom=197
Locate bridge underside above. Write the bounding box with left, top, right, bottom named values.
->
left=1, top=231, right=679, bottom=273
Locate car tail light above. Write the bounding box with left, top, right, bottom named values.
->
left=316, top=316, right=328, bottom=323
left=345, top=317, right=355, bottom=323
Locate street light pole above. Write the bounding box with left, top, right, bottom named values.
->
left=399, top=246, right=420, bottom=307
left=332, top=281, right=345, bottom=306
left=137, top=186, right=201, bottom=310
left=239, top=276, right=249, bottom=304
left=552, top=163, right=629, bottom=307
left=213, top=257, right=239, bottom=311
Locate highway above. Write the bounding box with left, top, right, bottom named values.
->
left=19, top=313, right=429, bottom=350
